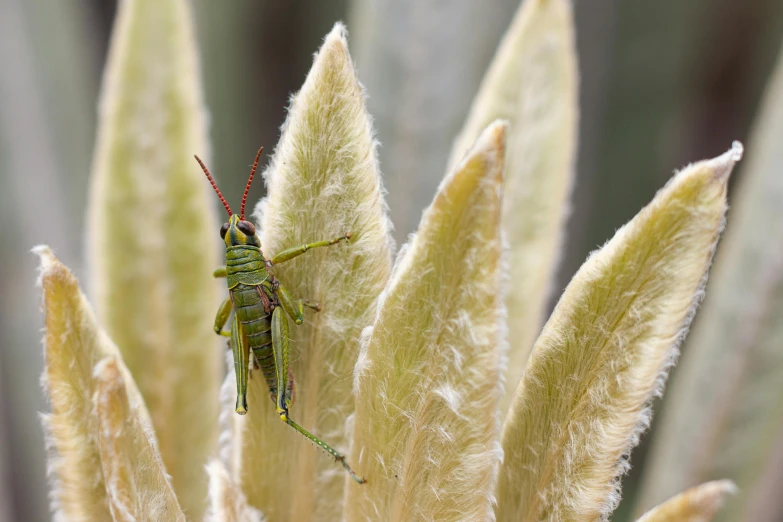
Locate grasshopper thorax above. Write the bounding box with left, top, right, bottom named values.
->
left=195, top=147, right=264, bottom=250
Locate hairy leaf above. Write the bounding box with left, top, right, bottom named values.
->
left=93, top=357, right=184, bottom=522
left=35, top=246, right=149, bottom=521
left=346, top=122, right=507, bottom=522
left=496, top=144, right=742, bottom=521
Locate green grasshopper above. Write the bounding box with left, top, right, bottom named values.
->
left=195, top=148, right=364, bottom=484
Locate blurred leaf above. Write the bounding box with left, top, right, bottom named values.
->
left=349, top=0, right=519, bottom=242
left=346, top=122, right=507, bottom=522
left=85, top=0, right=220, bottom=516
left=0, top=358, right=10, bottom=522
left=238, top=24, right=393, bottom=522
left=93, top=357, right=185, bottom=522
left=35, top=246, right=150, bottom=521
left=636, top=480, right=735, bottom=522
left=637, top=44, right=783, bottom=522
left=496, top=146, right=741, bottom=521
left=449, top=0, right=579, bottom=416
left=741, top=432, right=783, bottom=521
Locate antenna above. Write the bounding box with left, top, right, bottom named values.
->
left=194, top=155, right=232, bottom=216
left=241, top=147, right=263, bottom=220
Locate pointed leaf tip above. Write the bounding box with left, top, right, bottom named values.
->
left=705, top=141, right=744, bottom=182
left=325, top=21, right=349, bottom=44
left=32, top=244, right=56, bottom=270
left=450, top=120, right=508, bottom=185
left=38, top=247, right=113, bottom=520
left=637, top=480, right=736, bottom=522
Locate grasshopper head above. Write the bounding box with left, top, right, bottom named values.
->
left=195, top=147, right=264, bottom=249
left=221, top=214, right=261, bottom=248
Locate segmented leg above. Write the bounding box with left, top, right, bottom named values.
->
left=213, top=266, right=227, bottom=278
left=277, top=284, right=321, bottom=325
left=213, top=297, right=233, bottom=337
left=231, top=314, right=250, bottom=414
left=269, top=232, right=351, bottom=266
left=270, top=308, right=290, bottom=414
left=270, top=307, right=365, bottom=484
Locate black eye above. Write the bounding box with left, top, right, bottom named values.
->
left=220, top=223, right=229, bottom=239
left=237, top=220, right=256, bottom=236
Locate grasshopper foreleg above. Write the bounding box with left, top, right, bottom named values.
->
left=268, top=232, right=351, bottom=266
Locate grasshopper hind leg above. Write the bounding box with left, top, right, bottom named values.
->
left=269, top=307, right=365, bottom=484
left=283, top=415, right=366, bottom=484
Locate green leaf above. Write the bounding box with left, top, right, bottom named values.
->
left=495, top=145, right=742, bottom=521
left=234, top=24, right=393, bottom=522
left=345, top=121, right=507, bottom=522
left=449, top=0, right=579, bottom=415
left=85, top=0, right=219, bottom=516
left=637, top=44, right=783, bottom=522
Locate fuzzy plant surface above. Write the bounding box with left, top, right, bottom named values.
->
left=35, top=0, right=755, bottom=521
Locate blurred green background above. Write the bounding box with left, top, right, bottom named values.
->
left=1, top=1, right=782, bottom=521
